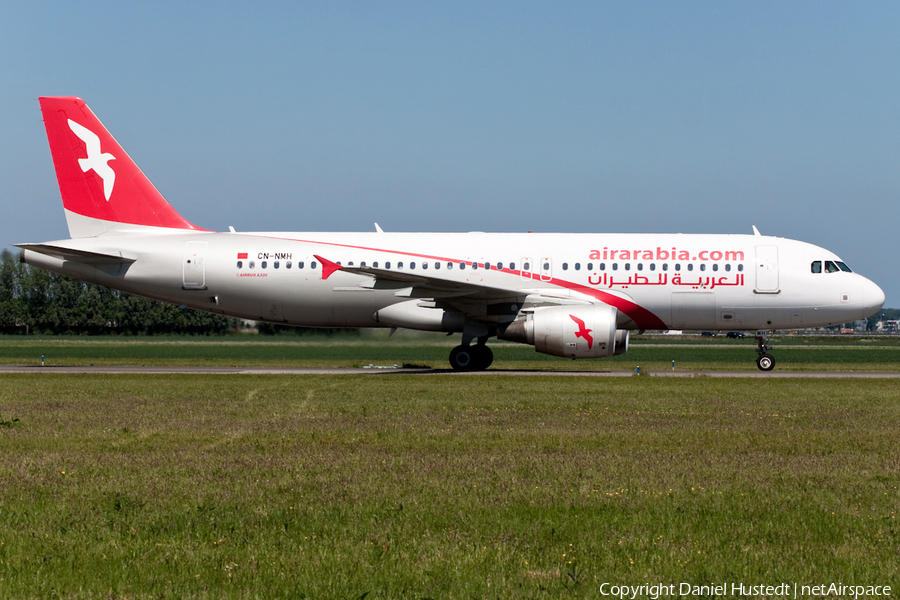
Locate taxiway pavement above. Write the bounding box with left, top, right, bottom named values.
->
left=1, top=365, right=898, bottom=378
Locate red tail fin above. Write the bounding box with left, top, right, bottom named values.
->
left=39, top=97, right=206, bottom=237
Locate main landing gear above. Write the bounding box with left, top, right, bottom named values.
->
left=449, top=342, right=494, bottom=372
left=755, top=331, right=775, bottom=371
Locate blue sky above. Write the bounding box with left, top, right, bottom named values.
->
left=2, top=1, right=898, bottom=306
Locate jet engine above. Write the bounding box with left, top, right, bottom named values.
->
left=498, top=304, right=626, bottom=359
left=613, top=329, right=629, bottom=356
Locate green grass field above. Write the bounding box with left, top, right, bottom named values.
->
left=1, top=335, right=899, bottom=371
left=0, top=373, right=898, bottom=598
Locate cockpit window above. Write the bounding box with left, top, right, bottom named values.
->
left=824, top=261, right=840, bottom=273
left=811, top=261, right=822, bottom=273
left=836, top=261, right=852, bottom=273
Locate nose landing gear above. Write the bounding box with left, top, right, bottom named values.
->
left=755, top=331, right=775, bottom=371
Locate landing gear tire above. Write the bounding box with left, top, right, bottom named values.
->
left=472, top=346, right=493, bottom=371
left=449, top=345, right=474, bottom=371
left=756, top=354, right=775, bottom=371
left=449, top=345, right=493, bottom=371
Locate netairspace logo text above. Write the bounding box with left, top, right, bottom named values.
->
left=599, top=582, right=892, bottom=599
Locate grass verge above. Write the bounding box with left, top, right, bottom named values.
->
left=1, top=338, right=899, bottom=371
left=0, top=375, right=897, bottom=597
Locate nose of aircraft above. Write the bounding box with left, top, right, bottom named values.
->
left=860, top=278, right=885, bottom=318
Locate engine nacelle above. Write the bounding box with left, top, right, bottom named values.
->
left=613, top=329, right=629, bottom=356
left=499, top=304, right=622, bottom=359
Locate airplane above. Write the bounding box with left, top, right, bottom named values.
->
left=18, top=97, right=885, bottom=371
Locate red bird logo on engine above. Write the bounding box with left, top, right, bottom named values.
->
left=569, top=314, right=593, bottom=349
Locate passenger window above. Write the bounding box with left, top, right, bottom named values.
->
left=472, top=262, right=478, bottom=270
left=836, top=261, right=852, bottom=273
left=397, top=261, right=403, bottom=269
left=725, top=264, right=730, bottom=272
left=624, top=263, right=631, bottom=271
left=662, top=263, right=668, bottom=271
left=588, top=263, right=594, bottom=270
left=447, top=262, right=453, bottom=270
left=261, top=261, right=267, bottom=269
left=509, top=262, right=515, bottom=270
left=649, top=263, right=655, bottom=271
left=562, top=263, right=569, bottom=270
left=687, top=264, right=693, bottom=271
left=459, top=262, right=465, bottom=270
left=700, top=264, right=705, bottom=271
left=543, top=262, right=549, bottom=271
left=811, top=261, right=822, bottom=273
left=274, top=261, right=280, bottom=269
left=249, top=261, right=255, bottom=269
left=410, top=262, right=416, bottom=269
left=360, top=261, right=366, bottom=267
left=674, top=263, right=680, bottom=271
left=236, top=261, right=243, bottom=269
left=612, top=263, right=618, bottom=271
left=825, top=260, right=840, bottom=273
left=373, top=262, right=378, bottom=268
left=497, top=262, right=503, bottom=270
left=286, top=261, right=292, bottom=269
left=599, top=263, right=605, bottom=271
left=738, top=264, right=744, bottom=272
left=637, top=263, right=643, bottom=271
left=434, top=262, right=440, bottom=270
left=523, top=262, right=529, bottom=271
left=348, top=261, right=354, bottom=266
left=575, top=263, right=581, bottom=270
left=311, top=261, right=317, bottom=269
left=712, top=264, right=718, bottom=272
left=298, top=261, right=304, bottom=269
left=385, top=262, right=390, bottom=269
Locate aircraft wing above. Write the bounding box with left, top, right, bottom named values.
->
left=314, top=254, right=594, bottom=308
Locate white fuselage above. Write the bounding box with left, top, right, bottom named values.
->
left=21, top=229, right=884, bottom=332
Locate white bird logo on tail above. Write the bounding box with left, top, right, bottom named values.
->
left=67, top=119, right=116, bottom=201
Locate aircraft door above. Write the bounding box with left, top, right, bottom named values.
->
left=466, top=257, right=485, bottom=283
left=540, top=257, right=552, bottom=282
left=520, top=257, right=533, bottom=280
left=754, top=246, right=779, bottom=293
left=183, top=241, right=208, bottom=290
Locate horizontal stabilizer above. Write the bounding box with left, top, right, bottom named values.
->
left=16, top=243, right=135, bottom=264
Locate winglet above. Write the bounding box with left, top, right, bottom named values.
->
left=314, top=255, right=343, bottom=280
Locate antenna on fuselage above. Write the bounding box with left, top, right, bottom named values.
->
left=374, top=223, right=384, bottom=233
left=752, top=225, right=761, bottom=236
